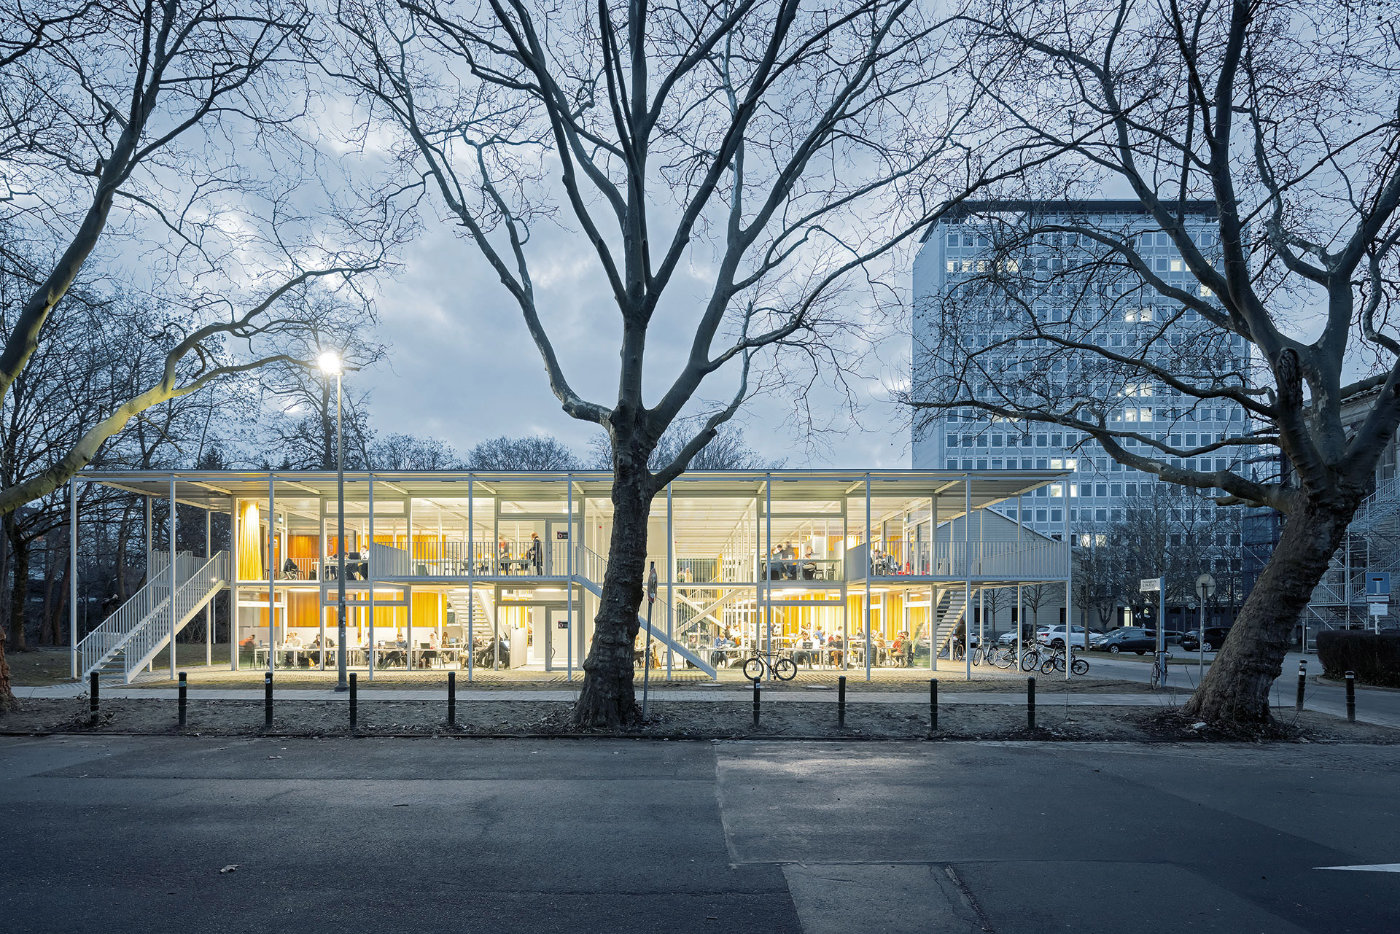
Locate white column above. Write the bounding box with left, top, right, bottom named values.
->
left=267, top=475, right=275, bottom=672
left=145, top=495, right=152, bottom=580
left=368, top=474, right=375, bottom=680
left=169, top=474, right=178, bottom=679
left=69, top=480, right=78, bottom=679
left=566, top=473, right=572, bottom=682
left=405, top=487, right=412, bottom=666
left=205, top=508, right=213, bottom=667
left=1064, top=488, right=1073, bottom=681
left=230, top=495, right=239, bottom=672
left=469, top=474, right=475, bottom=682
left=964, top=474, right=972, bottom=682
left=765, top=473, right=773, bottom=663
left=864, top=474, right=872, bottom=683
left=666, top=482, right=673, bottom=681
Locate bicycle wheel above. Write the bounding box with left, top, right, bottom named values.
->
left=1020, top=651, right=1040, bottom=672
left=1071, top=658, right=1089, bottom=676
left=996, top=651, right=1016, bottom=670
left=1039, top=658, right=1056, bottom=675
left=742, top=657, right=765, bottom=680
left=970, top=647, right=984, bottom=667
left=774, top=658, right=798, bottom=681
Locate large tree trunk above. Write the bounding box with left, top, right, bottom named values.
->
left=573, top=461, right=655, bottom=728
left=1183, top=499, right=1354, bottom=727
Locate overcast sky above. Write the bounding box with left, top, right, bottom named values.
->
left=353, top=209, right=920, bottom=471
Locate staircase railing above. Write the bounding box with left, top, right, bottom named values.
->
left=76, top=556, right=179, bottom=676
left=119, top=552, right=228, bottom=680
left=574, top=544, right=608, bottom=584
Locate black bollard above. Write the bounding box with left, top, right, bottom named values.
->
left=1027, top=676, right=1036, bottom=730
left=447, top=671, right=457, bottom=726
left=178, top=672, right=187, bottom=728
left=349, top=672, right=358, bottom=729
left=752, top=678, right=761, bottom=726
left=930, top=679, right=939, bottom=732
left=264, top=672, right=273, bottom=728
left=1296, top=661, right=1306, bottom=713
left=1345, top=670, right=1356, bottom=723
left=89, top=671, right=99, bottom=723
left=838, top=675, right=847, bottom=727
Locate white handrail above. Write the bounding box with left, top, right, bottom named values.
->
left=77, top=551, right=227, bottom=678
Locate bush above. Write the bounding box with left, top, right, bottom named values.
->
left=1316, top=631, right=1400, bottom=688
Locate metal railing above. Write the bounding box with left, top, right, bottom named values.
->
left=77, top=551, right=227, bottom=677
left=872, top=540, right=1069, bottom=578
left=119, top=552, right=228, bottom=680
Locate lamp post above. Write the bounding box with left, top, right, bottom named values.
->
left=319, top=350, right=348, bottom=692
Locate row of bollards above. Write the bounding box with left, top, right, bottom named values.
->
left=106, top=665, right=1366, bottom=731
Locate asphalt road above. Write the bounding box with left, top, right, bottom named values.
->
left=1084, top=648, right=1400, bottom=727
left=2, top=736, right=1397, bottom=933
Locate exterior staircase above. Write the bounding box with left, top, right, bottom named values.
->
left=930, top=588, right=969, bottom=657
left=77, top=551, right=228, bottom=683
left=574, top=545, right=717, bottom=677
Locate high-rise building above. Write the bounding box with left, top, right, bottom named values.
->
left=911, top=200, right=1251, bottom=576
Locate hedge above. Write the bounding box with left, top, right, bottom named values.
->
left=1316, top=631, right=1400, bottom=688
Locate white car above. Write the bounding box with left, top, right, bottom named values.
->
left=1037, top=626, right=1100, bottom=649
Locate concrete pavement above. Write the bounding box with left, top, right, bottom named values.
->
left=1, top=736, right=1397, bottom=933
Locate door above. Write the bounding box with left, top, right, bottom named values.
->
left=545, top=521, right=574, bottom=576
left=546, top=606, right=571, bottom=671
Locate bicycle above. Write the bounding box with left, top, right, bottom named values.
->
left=1150, top=651, right=1172, bottom=690
left=1038, top=647, right=1090, bottom=676
left=743, top=651, right=797, bottom=681
left=969, top=645, right=985, bottom=667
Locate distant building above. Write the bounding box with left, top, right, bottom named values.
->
left=911, top=201, right=1250, bottom=615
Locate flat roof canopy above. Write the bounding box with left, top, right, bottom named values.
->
left=83, top=469, right=1062, bottom=508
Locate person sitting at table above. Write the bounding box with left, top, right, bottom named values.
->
left=794, top=628, right=816, bottom=668
left=498, top=539, right=511, bottom=573
left=826, top=633, right=844, bottom=667
left=802, top=545, right=818, bottom=580
left=310, top=633, right=335, bottom=666
left=282, top=557, right=300, bottom=580
left=871, top=631, right=887, bottom=666
left=710, top=631, right=736, bottom=668
left=527, top=532, right=543, bottom=575
left=419, top=631, right=441, bottom=668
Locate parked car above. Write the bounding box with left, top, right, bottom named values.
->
left=1180, top=627, right=1233, bottom=652
left=1037, top=625, right=1093, bottom=649
left=1090, top=628, right=1158, bottom=655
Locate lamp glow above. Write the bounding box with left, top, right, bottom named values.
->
left=317, top=350, right=342, bottom=376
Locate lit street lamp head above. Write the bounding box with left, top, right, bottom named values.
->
left=317, top=350, right=342, bottom=376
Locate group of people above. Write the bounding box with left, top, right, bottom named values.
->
left=767, top=542, right=819, bottom=580
left=497, top=533, right=545, bottom=575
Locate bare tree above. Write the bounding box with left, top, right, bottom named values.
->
left=466, top=435, right=579, bottom=471
left=909, top=0, right=1400, bottom=728
left=259, top=293, right=385, bottom=470
left=331, top=0, right=1011, bottom=724
left=373, top=433, right=461, bottom=470
left=589, top=421, right=769, bottom=470
left=0, top=0, right=392, bottom=517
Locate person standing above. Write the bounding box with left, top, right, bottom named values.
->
left=527, top=532, right=544, bottom=575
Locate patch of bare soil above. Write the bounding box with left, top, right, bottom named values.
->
left=1, top=695, right=1393, bottom=743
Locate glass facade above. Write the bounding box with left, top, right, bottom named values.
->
left=78, top=470, right=1071, bottom=681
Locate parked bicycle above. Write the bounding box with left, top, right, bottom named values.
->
left=1150, top=651, right=1172, bottom=689
left=743, top=651, right=797, bottom=681
left=1038, top=647, right=1090, bottom=676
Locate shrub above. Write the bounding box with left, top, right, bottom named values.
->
left=1316, top=631, right=1400, bottom=688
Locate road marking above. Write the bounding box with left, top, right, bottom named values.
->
left=1314, top=864, right=1400, bottom=873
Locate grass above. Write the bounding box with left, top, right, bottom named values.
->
left=9, top=643, right=232, bottom=686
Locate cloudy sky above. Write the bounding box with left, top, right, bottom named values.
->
left=353, top=206, right=922, bottom=471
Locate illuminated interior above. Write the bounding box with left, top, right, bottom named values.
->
left=76, top=470, right=1072, bottom=681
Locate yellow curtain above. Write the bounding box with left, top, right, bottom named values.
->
left=238, top=502, right=264, bottom=580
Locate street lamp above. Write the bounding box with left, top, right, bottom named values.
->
left=318, top=350, right=348, bottom=692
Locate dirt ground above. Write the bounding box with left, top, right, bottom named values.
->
left=2, top=694, right=1393, bottom=743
